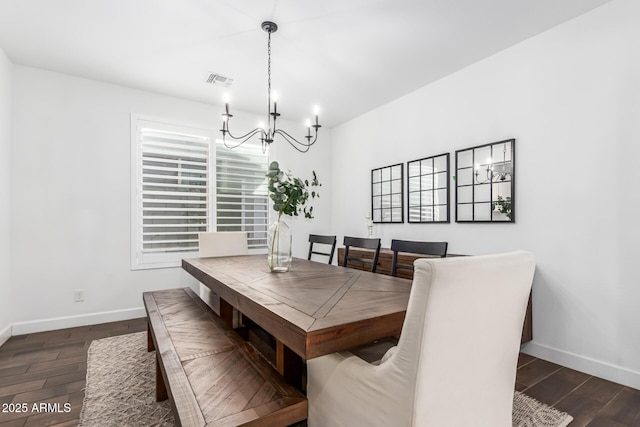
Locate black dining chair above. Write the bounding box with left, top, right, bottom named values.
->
left=308, top=234, right=337, bottom=264
left=390, top=239, right=448, bottom=277
left=342, top=236, right=381, bottom=273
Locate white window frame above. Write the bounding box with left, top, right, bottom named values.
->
left=130, top=114, right=215, bottom=270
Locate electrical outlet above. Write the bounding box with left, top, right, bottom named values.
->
left=74, top=289, right=84, bottom=302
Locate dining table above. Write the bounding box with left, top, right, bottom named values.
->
left=182, top=254, right=412, bottom=386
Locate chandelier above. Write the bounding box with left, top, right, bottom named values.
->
left=221, top=21, right=321, bottom=153
left=475, top=143, right=512, bottom=184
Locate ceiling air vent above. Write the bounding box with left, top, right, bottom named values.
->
left=205, top=72, right=234, bottom=87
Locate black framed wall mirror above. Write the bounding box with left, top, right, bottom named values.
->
left=455, top=139, right=515, bottom=222
left=407, top=153, right=450, bottom=223
left=371, top=163, right=404, bottom=223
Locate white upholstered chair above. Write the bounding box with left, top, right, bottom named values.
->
left=197, top=232, right=248, bottom=318
left=307, top=250, right=535, bottom=427
left=199, top=231, right=249, bottom=258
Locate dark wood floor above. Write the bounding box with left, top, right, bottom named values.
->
left=516, top=353, right=640, bottom=426
left=0, top=318, right=147, bottom=427
left=0, top=318, right=639, bottom=426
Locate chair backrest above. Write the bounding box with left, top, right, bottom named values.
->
left=197, top=232, right=249, bottom=324
left=198, top=232, right=248, bottom=257
left=308, top=234, right=337, bottom=264
left=342, top=236, right=381, bottom=273
left=385, top=251, right=535, bottom=426
left=390, top=239, right=448, bottom=276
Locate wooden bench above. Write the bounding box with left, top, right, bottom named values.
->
left=144, top=287, right=308, bottom=427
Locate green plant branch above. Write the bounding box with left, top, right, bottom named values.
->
left=267, top=161, right=320, bottom=219
left=266, top=162, right=321, bottom=270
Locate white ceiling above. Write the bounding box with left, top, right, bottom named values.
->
left=0, top=0, right=612, bottom=128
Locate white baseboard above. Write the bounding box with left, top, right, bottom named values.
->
left=0, top=323, right=10, bottom=347
left=522, top=341, right=640, bottom=390
left=11, top=307, right=147, bottom=336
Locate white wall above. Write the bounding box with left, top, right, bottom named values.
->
left=0, top=48, right=12, bottom=344
left=330, top=0, right=640, bottom=389
left=10, top=66, right=331, bottom=333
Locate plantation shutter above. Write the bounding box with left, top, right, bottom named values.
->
left=216, top=141, right=268, bottom=250
left=133, top=119, right=212, bottom=267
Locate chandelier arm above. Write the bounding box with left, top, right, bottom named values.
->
left=224, top=124, right=265, bottom=141
left=475, top=166, right=512, bottom=184
left=274, top=129, right=318, bottom=147
left=222, top=128, right=265, bottom=149
left=272, top=131, right=310, bottom=153
left=272, top=129, right=317, bottom=153
left=474, top=171, right=489, bottom=185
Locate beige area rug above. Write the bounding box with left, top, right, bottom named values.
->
left=513, top=391, right=573, bottom=427
left=79, top=332, right=175, bottom=427
left=79, top=332, right=573, bottom=427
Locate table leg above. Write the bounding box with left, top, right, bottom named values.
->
left=276, top=339, right=305, bottom=391
left=219, top=298, right=306, bottom=392
left=156, top=353, right=168, bottom=401
left=147, top=319, right=155, bottom=352
left=219, top=298, right=234, bottom=329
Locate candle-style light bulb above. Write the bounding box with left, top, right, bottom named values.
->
left=223, top=93, right=230, bottom=115
left=313, top=105, right=319, bottom=126
left=305, top=119, right=311, bottom=137
left=272, top=91, right=279, bottom=114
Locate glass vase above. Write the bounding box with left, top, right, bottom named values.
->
left=268, top=217, right=292, bottom=272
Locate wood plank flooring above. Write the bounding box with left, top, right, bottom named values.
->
left=0, top=318, right=639, bottom=426
left=0, top=318, right=146, bottom=427
left=516, top=353, right=640, bottom=426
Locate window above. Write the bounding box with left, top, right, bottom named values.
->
left=215, top=141, right=269, bottom=250
left=131, top=117, right=213, bottom=269
left=131, top=116, right=269, bottom=269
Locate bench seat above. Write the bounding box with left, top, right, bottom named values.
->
left=144, top=287, right=308, bottom=427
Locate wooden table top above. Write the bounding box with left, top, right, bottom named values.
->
left=182, top=255, right=411, bottom=360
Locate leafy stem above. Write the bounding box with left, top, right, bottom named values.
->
left=266, top=162, right=321, bottom=270
left=266, top=161, right=320, bottom=219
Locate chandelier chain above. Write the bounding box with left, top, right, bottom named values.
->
left=268, top=32, right=271, bottom=96
left=267, top=31, right=272, bottom=131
